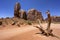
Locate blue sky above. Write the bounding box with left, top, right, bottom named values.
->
left=0, top=0, right=60, bottom=18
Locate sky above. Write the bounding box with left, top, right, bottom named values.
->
left=0, top=0, right=60, bottom=19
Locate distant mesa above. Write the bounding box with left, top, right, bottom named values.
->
left=51, top=16, right=60, bottom=22
left=45, top=16, right=60, bottom=22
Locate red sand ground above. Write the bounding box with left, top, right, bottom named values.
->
left=0, top=23, right=60, bottom=40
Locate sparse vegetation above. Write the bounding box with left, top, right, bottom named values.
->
left=27, top=20, right=32, bottom=25
left=12, top=22, right=16, bottom=25
left=17, top=24, right=20, bottom=27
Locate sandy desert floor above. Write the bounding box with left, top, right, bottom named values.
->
left=0, top=23, right=60, bottom=40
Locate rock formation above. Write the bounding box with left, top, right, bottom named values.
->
left=14, top=2, right=27, bottom=20
left=14, top=2, right=44, bottom=21
left=19, top=10, right=27, bottom=20
left=14, top=2, right=21, bottom=18
left=27, top=9, right=43, bottom=21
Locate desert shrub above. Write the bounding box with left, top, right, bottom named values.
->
left=20, top=22, right=24, bottom=25
left=0, top=21, right=2, bottom=25
left=27, top=21, right=32, bottom=25
left=12, top=22, right=15, bottom=25
left=12, top=21, right=16, bottom=25
left=17, top=24, right=20, bottom=27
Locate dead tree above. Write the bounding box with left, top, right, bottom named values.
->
left=45, top=10, right=52, bottom=36
left=46, top=10, right=51, bottom=31
left=34, top=11, right=60, bottom=38
left=34, top=19, right=60, bottom=38
left=35, top=10, right=52, bottom=36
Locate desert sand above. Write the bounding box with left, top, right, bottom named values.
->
left=0, top=23, right=60, bottom=40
